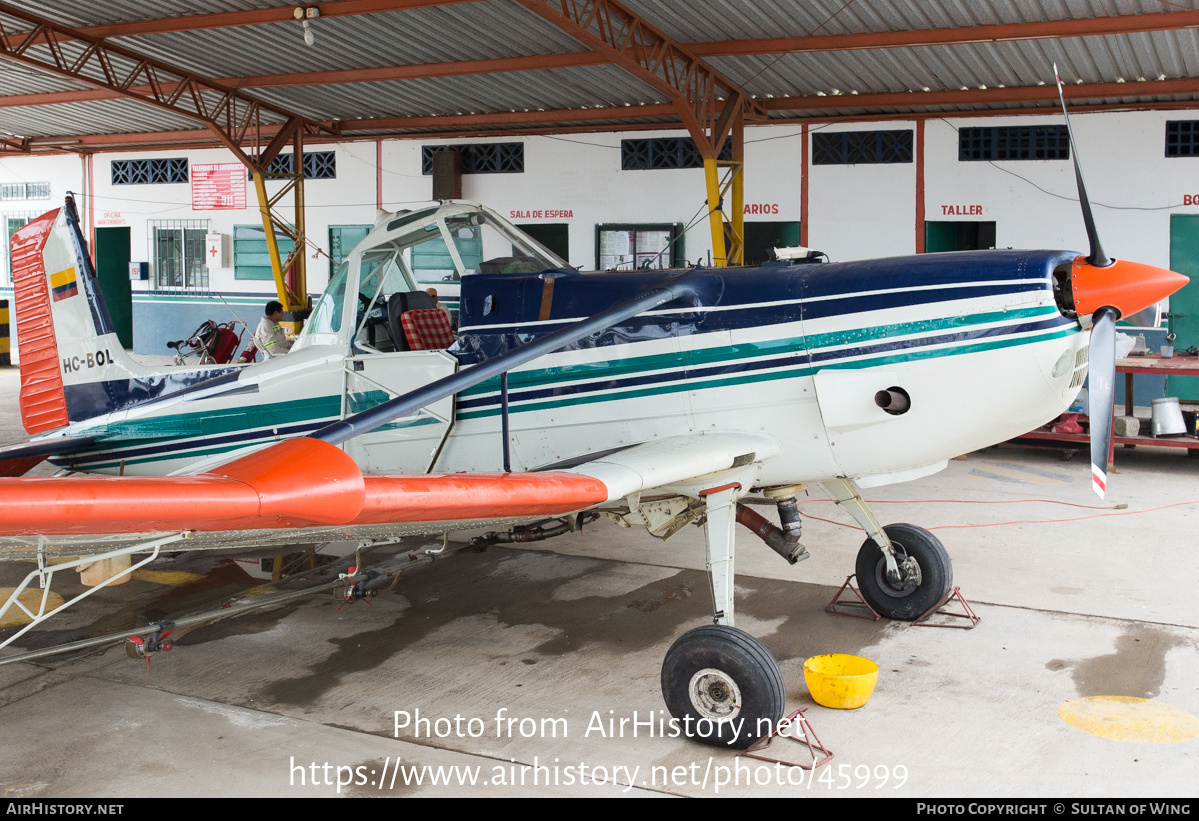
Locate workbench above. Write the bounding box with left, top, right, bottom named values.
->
left=1016, top=353, right=1199, bottom=464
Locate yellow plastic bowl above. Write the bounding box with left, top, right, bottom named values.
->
left=803, top=654, right=879, bottom=709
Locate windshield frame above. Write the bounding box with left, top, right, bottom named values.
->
left=295, top=202, right=569, bottom=352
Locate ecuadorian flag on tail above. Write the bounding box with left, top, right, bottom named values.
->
left=49, top=266, right=78, bottom=302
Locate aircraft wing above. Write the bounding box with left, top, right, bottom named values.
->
left=558, top=431, right=781, bottom=501
left=0, top=431, right=779, bottom=557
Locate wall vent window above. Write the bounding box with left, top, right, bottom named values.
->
left=329, top=224, right=372, bottom=276
left=812, top=130, right=913, bottom=165
left=958, top=126, right=1069, bottom=161
left=149, top=220, right=208, bottom=290
left=234, top=224, right=296, bottom=281
left=1166, top=121, right=1199, bottom=157
left=112, top=158, right=189, bottom=185
left=3, top=213, right=37, bottom=285
left=0, top=182, right=50, bottom=201
left=621, top=137, right=733, bottom=170
left=421, top=143, right=524, bottom=174
left=251, top=151, right=337, bottom=179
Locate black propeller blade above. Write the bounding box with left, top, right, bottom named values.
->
left=1087, top=306, right=1118, bottom=498
left=1054, top=64, right=1111, bottom=269
left=1054, top=64, right=1117, bottom=498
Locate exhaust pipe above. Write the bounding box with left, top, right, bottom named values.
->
left=735, top=504, right=808, bottom=564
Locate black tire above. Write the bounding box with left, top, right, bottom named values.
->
left=661, top=625, right=785, bottom=749
left=854, top=523, right=952, bottom=620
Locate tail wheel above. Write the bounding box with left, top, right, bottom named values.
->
left=661, top=624, right=784, bottom=749
left=855, top=523, right=952, bottom=620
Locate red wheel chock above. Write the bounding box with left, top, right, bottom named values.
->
left=913, top=586, right=980, bottom=629
left=739, top=707, right=833, bottom=770
left=824, top=575, right=881, bottom=620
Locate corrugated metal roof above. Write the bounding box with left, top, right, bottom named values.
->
left=707, top=28, right=1199, bottom=98
left=0, top=98, right=206, bottom=138
left=116, top=4, right=590, bottom=78
left=342, top=114, right=681, bottom=138
left=0, top=65, right=93, bottom=98
left=251, top=66, right=664, bottom=121
left=624, top=0, right=1173, bottom=43
left=0, top=0, right=1197, bottom=146
left=0, top=0, right=286, bottom=29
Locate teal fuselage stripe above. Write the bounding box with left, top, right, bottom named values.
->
left=455, top=325, right=1079, bottom=420
left=459, top=305, right=1059, bottom=398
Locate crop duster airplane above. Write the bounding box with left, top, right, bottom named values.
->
left=0, top=80, right=1188, bottom=747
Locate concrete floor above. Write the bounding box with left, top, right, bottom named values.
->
left=1, top=363, right=1197, bottom=798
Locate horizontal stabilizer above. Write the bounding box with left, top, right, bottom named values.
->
left=0, top=435, right=100, bottom=476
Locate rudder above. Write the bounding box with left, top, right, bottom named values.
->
left=12, top=197, right=155, bottom=433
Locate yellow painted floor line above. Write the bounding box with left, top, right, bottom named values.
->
left=20, top=560, right=201, bottom=586
left=130, top=569, right=204, bottom=586
left=968, top=463, right=1064, bottom=486
left=1059, top=696, right=1199, bottom=743
left=0, top=588, right=66, bottom=628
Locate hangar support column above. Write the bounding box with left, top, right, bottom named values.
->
left=0, top=2, right=335, bottom=320
left=512, top=0, right=764, bottom=266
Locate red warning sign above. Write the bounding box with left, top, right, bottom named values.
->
left=192, top=163, right=247, bottom=211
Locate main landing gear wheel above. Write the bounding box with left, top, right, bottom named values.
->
left=661, top=625, right=785, bottom=749
left=855, top=523, right=952, bottom=620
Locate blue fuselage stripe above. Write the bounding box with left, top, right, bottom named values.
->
left=456, top=281, right=1042, bottom=347
left=53, top=419, right=332, bottom=466
left=456, top=314, right=1073, bottom=411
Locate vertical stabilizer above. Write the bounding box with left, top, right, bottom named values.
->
left=11, top=197, right=184, bottom=434
left=12, top=208, right=68, bottom=434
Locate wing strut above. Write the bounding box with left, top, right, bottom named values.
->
left=313, top=271, right=704, bottom=445
left=0, top=532, right=190, bottom=652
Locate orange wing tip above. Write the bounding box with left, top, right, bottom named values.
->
left=0, top=438, right=366, bottom=537
left=1071, top=256, right=1189, bottom=319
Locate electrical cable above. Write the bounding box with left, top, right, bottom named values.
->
left=736, top=0, right=860, bottom=90
left=794, top=495, right=1199, bottom=531
left=935, top=118, right=1182, bottom=212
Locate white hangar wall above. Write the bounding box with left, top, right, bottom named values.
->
left=922, top=111, right=1187, bottom=272
left=379, top=127, right=805, bottom=272
left=805, top=121, right=918, bottom=261
left=4, top=110, right=1199, bottom=357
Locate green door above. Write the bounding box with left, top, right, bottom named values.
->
left=743, top=221, right=801, bottom=265
left=924, top=221, right=996, bottom=252
left=1167, top=214, right=1199, bottom=399
left=95, top=227, right=133, bottom=349
left=924, top=222, right=957, bottom=253
left=516, top=222, right=570, bottom=263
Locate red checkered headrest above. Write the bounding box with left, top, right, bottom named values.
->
left=400, top=308, right=455, bottom=350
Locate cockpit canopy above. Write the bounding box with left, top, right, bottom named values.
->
left=297, top=201, right=567, bottom=350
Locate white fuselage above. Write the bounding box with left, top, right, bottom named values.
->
left=50, top=258, right=1085, bottom=491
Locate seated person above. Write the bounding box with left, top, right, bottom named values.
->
left=254, top=301, right=293, bottom=358
left=425, top=287, right=455, bottom=331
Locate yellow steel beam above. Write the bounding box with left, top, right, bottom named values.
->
left=703, top=104, right=745, bottom=267
left=292, top=129, right=307, bottom=306
left=704, top=158, right=726, bottom=267
left=251, top=169, right=292, bottom=309
left=726, top=116, right=744, bottom=265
